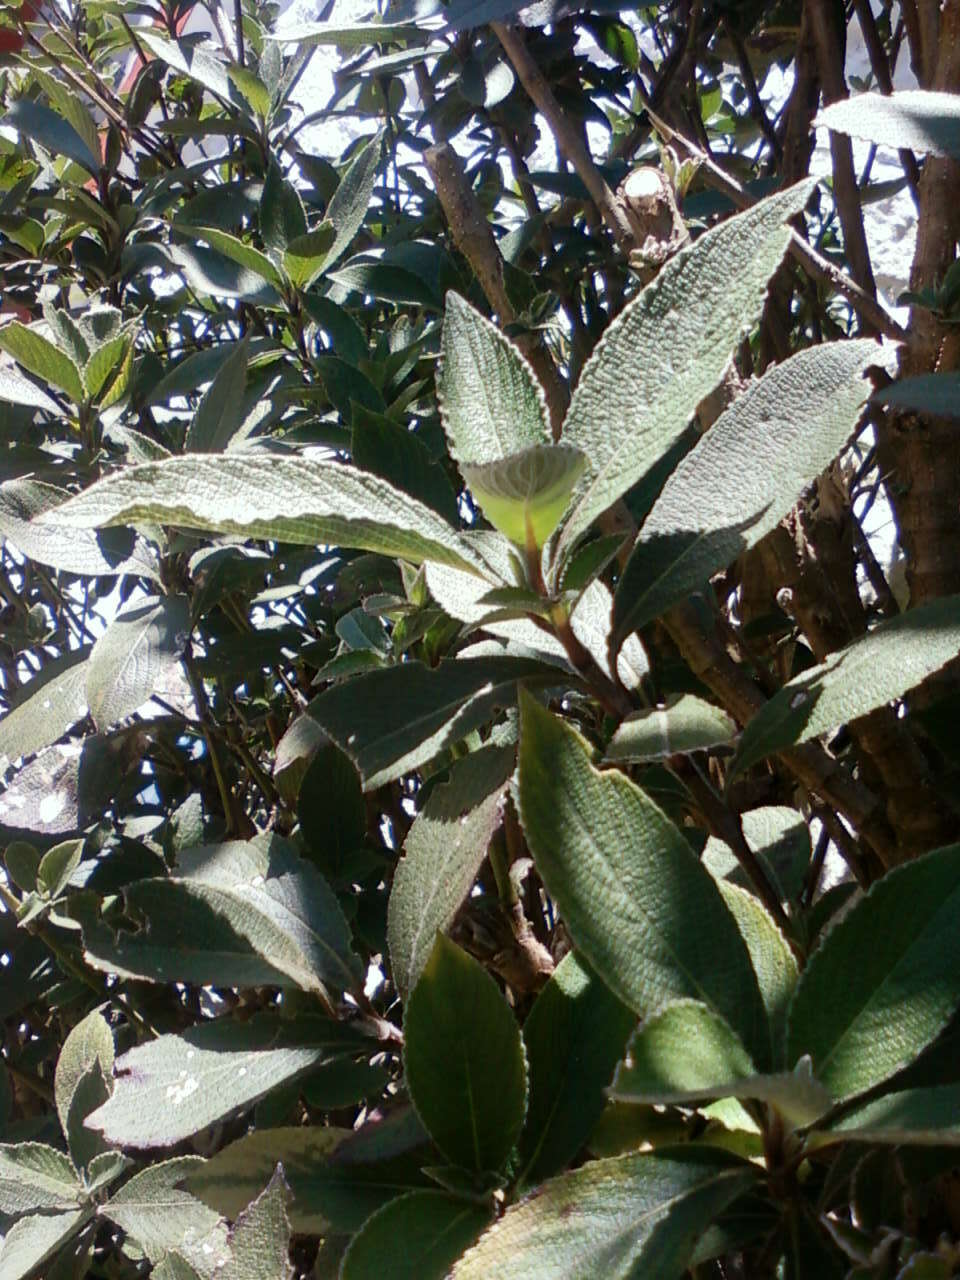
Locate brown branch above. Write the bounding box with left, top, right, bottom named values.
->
left=491, top=21, right=637, bottom=254
left=646, top=108, right=908, bottom=342
left=424, top=141, right=569, bottom=436
left=807, top=0, right=879, bottom=312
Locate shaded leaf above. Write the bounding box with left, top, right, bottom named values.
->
left=0, top=1144, right=80, bottom=1214
left=309, top=655, right=557, bottom=788
left=387, top=744, right=516, bottom=1001
left=341, top=1191, right=492, bottom=1280
left=0, top=648, right=90, bottom=769
left=816, top=1083, right=960, bottom=1147
left=787, top=842, right=960, bottom=1100
left=324, top=134, right=383, bottom=272
left=516, top=690, right=769, bottom=1067
left=85, top=595, right=190, bottom=731
left=518, top=951, right=636, bottom=1188
left=0, top=1209, right=90, bottom=1280
left=872, top=372, right=960, bottom=418
left=1, top=99, right=100, bottom=174
left=463, top=445, right=586, bottom=550
left=184, top=337, right=249, bottom=452
left=404, top=934, right=527, bottom=1171
left=82, top=834, right=362, bottom=997
left=450, top=1148, right=757, bottom=1279
left=731, top=595, right=960, bottom=778
left=221, top=1166, right=293, bottom=1280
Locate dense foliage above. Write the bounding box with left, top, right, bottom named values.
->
left=1, top=0, right=960, bottom=1276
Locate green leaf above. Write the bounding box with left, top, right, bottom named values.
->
left=816, top=90, right=960, bottom=158
left=438, top=293, right=551, bottom=467
left=613, top=339, right=878, bottom=644
left=0, top=478, right=157, bottom=579
left=0, top=365, right=62, bottom=412
left=387, top=744, right=516, bottom=1002
left=610, top=1001, right=830, bottom=1127
left=185, top=338, right=249, bottom=452
left=41, top=455, right=486, bottom=577
left=282, top=225, right=336, bottom=290
left=184, top=1119, right=427, bottom=1234
left=555, top=178, right=815, bottom=562
left=260, top=163, right=308, bottom=252
left=0, top=322, right=84, bottom=402
left=0, top=1209, right=90, bottom=1280
left=717, top=882, right=798, bottom=1052
left=178, top=226, right=285, bottom=290
left=81, top=834, right=362, bottom=998
left=606, top=695, right=737, bottom=762
left=154, top=1255, right=206, bottom=1280
left=0, top=648, right=90, bottom=769
left=341, top=1191, right=492, bottom=1280
left=54, top=1008, right=113, bottom=1169
left=450, top=1148, right=757, bottom=1279
left=85, top=595, right=190, bottom=731
left=463, top=445, right=586, bottom=550
left=328, top=261, right=440, bottom=309
left=404, top=934, right=527, bottom=1171
left=268, top=22, right=427, bottom=47
left=308, top=655, right=556, bottom=788
left=517, top=951, right=636, bottom=1188
left=324, top=134, right=383, bottom=272
left=37, top=837, right=82, bottom=899
left=703, top=807, right=811, bottom=903
left=872, top=372, right=960, bottom=418
left=516, top=690, right=770, bottom=1067
left=1, top=99, right=100, bottom=174
left=85, top=1013, right=369, bottom=1147
left=731, top=595, right=960, bottom=778
left=0, top=1143, right=80, bottom=1213
left=815, top=1083, right=960, bottom=1147
left=226, top=65, right=272, bottom=120
left=352, top=404, right=459, bottom=524
left=168, top=242, right=283, bottom=305
left=221, top=1166, right=293, bottom=1280
left=140, top=31, right=244, bottom=109
left=101, top=1158, right=229, bottom=1276
left=787, top=842, right=960, bottom=1100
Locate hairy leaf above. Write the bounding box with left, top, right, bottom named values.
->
left=816, top=89, right=960, bottom=158
left=404, top=934, right=527, bottom=1171
left=516, top=690, right=769, bottom=1067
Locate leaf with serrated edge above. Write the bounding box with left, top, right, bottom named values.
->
left=323, top=132, right=383, bottom=271
left=221, top=1166, right=293, bottom=1280
left=813, top=1083, right=960, bottom=1147
left=0, top=1208, right=91, bottom=1280
left=816, top=89, right=960, bottom=158
left=404, top=934, right=527, bottom=1172
left=610, top=1000, right=830, bottom=1128
left=54, top=1008, right=113, bottom=1150
left=439, top=292, right=551, bottom=466
left=0, top=321, right=84, bottom=402
left=450, top=1148, right=757, bottom=1279
left=606, top=695, right=737, bottom=761
left=85, top=595, right=190, bottom=731
left=341, top=1190, right=492, bottom=1280
left=555, top=178, right=815, bottom=563
left=1, top=478, right=157, bottom=579
left=308, top=655, right=558, bottom=789
left=0, top=648, right=90, bottom=769
left=517, top=951, right=636, bottom=1189
left=516, top=689, right=770, bottom=1067
left=0, top=1143, right=80, bottom=1214
left=787, top=842, right=960, bottom=1101
left=613, top=339, right=877, bottom=645
left=82, top=834, right=362, bottom=996
left=85, top=1014, right=371, bottom=1147
left=388, top=744, right=515, bottom=1002
left=39, top=455, right=486, bottom=577
left=730, top=594, right=960, bottom=779
left=102, top=1158, right=229, bottom=1277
